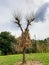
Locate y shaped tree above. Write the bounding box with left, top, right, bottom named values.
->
left=13, top=12, right=35, bottom=64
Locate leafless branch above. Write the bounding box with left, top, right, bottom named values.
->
left=26, top=15, right=35, bottom=30
left=25, top=12, right=36, bottom=30
left=13, top=12, right=23, bottom=32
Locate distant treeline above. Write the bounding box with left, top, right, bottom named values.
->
left=0, top=31, right=49, bottom=55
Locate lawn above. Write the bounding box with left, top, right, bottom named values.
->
left=0, top=53, right=49, bottom=65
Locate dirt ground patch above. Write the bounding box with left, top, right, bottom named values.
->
left=14, top=61, right=43, bottom=65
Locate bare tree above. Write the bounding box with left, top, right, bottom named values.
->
left=13, top=12, right=35, bottom=64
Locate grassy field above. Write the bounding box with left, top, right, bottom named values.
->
left=0, top=53, right=49, bottom=65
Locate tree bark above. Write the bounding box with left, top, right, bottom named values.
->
left=22, top=47, right=26, bottom=64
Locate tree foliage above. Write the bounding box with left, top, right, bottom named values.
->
left=0, top=31, right=17, bottom=55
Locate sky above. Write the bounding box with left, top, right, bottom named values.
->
left=0, top=0, right=49, bottom=40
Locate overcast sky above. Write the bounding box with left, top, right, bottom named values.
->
left=0, top=0, right=49, bottom=40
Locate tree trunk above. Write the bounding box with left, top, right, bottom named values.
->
left=22, top=47, right=26, bottom=64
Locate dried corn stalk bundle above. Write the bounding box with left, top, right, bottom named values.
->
left=17, top=29, right=31, bottom=51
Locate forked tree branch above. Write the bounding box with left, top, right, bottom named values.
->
left=14, top=17, right=23, bottom=32
left=26, top=17, right=35, bottom=30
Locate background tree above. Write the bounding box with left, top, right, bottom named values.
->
left=0, top=31, right=17, bottom=55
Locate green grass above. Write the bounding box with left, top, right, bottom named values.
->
left=0, top=53, right=49, bottom=65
